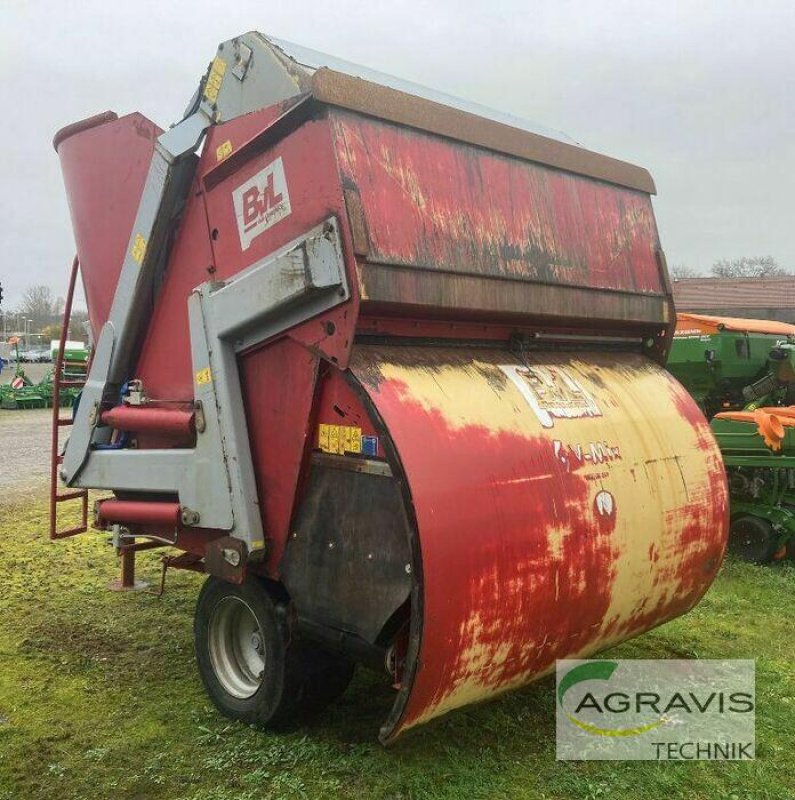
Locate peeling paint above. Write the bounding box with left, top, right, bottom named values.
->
left=351, top=345, right=728, bottom=740
left=332, top=113, right=663, bottom=297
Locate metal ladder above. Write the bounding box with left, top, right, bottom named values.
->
left=49, top=255, right=89, bottom=539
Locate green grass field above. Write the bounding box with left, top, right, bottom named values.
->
left=0, top=494, right=793, bottom=800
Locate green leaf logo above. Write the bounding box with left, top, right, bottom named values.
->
left=559, top=661, right=665, bottom=737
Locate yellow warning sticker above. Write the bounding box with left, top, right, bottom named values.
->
left=216, top=139, right=233, bottom=161
left=195, top=367, right=213, bottom=386
left=204, top=57, right=227, bottom=103
left=318, top=424, right=362, bottom=455
left=131, top=233, right=147, bottom=264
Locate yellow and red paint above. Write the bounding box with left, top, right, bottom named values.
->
left=349, top=345, right=728, bottom=741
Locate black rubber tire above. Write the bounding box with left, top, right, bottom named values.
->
left=729, top=516, right=777, bottom=564
left=287, top=639, right=356, bottom=716
left=194, top=576, right=354, bottom=727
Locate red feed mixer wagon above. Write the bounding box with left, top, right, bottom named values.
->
left=51, top=33, right=727, bottom=742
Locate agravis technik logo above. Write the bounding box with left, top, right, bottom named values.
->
left=556, top=659, right=755, bottom=760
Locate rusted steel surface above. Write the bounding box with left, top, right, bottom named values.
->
left=357, top=263, right=670, bottom=328
left=312, top=69, right=655, bottom=194
left=349, top=344, right=728, bottom=742
left=332, top=112, right=665, bottom=318
left=137, top=104, right=671, bottom=405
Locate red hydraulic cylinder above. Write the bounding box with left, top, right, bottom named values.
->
left=97, top=500, right=181, bottom=527
left=101, top=406, right=195, bottom=437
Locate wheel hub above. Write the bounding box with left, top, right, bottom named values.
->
left=208, top=596, right=266, bottom=699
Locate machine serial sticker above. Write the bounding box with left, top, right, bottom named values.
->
left=204, top=57, right=227, bottom=103
left=216, top=139, right=233, bottom=162
left=318, top=424, right=363, bottom=455
left=131, top=233, right=147, bottom=264
left=500, top=364, right=602, bottom=429
left=195, top=367, right=213, bottom=385
left=232, top=157, right=292, bottom=251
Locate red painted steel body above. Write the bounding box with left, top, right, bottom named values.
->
left=332, top=113, right=663, bottom=294
left=101, top=406, right=195, bottom=437
left=98, top=500, right=181, bottom=527
left=53, top=82, right=726, bottom=742
left=55, top=113, right=161, bottom=340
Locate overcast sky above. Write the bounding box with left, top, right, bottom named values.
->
left=1, top=0, right=793, bottom=309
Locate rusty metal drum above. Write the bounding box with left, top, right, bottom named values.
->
left=350, top=345, right=728, bottom=741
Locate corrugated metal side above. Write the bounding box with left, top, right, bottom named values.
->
left=349, top=345, right=728, bottom=741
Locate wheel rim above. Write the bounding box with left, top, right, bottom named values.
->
left=208, top=596, right=266, bottom=699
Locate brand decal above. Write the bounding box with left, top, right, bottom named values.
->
left=556, top=659, right=755, bottom=761
left=500, top=364, right=602, bottom=428
left=232, top=157, right=291, bottom=251
left=553, top=439, right=621, bottom=471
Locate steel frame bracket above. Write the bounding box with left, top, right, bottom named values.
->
left=62, top=32, right=306, bottom=485
left=69, top=218, right=349, bottom=552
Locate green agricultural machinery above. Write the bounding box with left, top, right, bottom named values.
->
left=0, top=339, right=88, bottom=410
left=668, top=313, right=795, bottom=563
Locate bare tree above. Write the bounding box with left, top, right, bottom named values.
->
left=18, top=285, right=60, bottom=330
left=670, top=264, right=698, bottom=280
left=711, top=256, right=787, bottom=279
left=19, top=286, right=57, bottom=327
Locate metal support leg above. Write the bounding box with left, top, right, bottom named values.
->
left=108, top=548, right=149, bottom=592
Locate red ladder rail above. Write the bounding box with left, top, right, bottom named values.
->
left=50, top=255, right=89, bottom=540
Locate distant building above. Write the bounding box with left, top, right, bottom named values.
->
left=671, top=276, right=795, bottom=323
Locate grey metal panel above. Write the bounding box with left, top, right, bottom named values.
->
left=209, top=34, right=310, bottom=124
left=77, top=450, right=193, bottom=492
left=208, top=218, right=349, bottom=350
left=188, top=292, right=261, bottom=544
left=58, top=27, right=355, bottom=552
left=182, top=217, right=349, bottom=548
left=62, top=320, right=114, bottom=480
left=61, top=34, right=287, bottom=487
left=64, top=138, right=200, bottom=483
left=69, top=219, right=349, bottom=552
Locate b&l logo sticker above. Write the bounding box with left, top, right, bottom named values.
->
left=232, top=157, right=291, bottom=250
left=500, top=364, right=602, bottom=429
